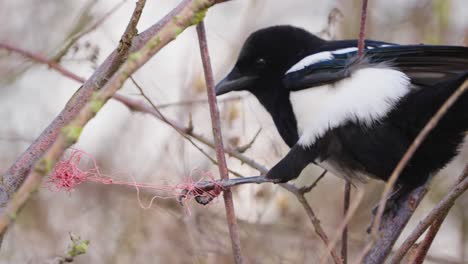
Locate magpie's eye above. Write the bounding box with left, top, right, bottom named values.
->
left=255, top=58, right=267, bottom=68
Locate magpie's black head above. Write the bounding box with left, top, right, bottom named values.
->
left=215, top=25, right=325, bottom=96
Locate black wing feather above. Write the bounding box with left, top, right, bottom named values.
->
left=284, top=45, right=468, bottom=90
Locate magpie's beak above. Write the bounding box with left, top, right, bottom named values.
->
left=215, top=68, right=258, bottom=96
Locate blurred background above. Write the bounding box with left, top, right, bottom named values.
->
left=0, top=0, right=467, bottom=263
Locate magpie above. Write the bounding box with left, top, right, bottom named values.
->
left=215, top=25, right=468, bottom=193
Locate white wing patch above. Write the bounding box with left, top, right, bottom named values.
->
left=285, top=46, right=384, bottom=74
left=289, top=67, right=410, bottom=147
left=331, top=47, right=358, bottom=54
left=286, top=51, right=333, bottom=74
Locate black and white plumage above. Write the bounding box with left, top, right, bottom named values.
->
left=215, top=25, right=468, bottom=190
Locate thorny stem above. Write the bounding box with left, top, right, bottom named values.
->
left=196, top=21, right=244, bottom=264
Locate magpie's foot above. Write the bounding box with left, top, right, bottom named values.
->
left=367, top=199, right=400, bottom=233
left=367, top=185, right=404, bottom=233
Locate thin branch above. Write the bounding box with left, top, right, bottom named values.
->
left=196, top=21, right=243, bottom=264
left=320, top=188, right=364, bottom=264
left=280, top=182, right=343, bottom=264
left=0, top=0, right=227, bottom=236
left=342, top=182, right=351, bottom=264
left=389, top=165, right=468, bottom=263
left=155, top=96, right=244, bottom=109
left=411, top=211, right=449, bottom=264
left=357, top=0, right=368, bottom=56
left=235, top=128, right=261, bottom=153
left=361, top=79, right=468, bottom=262
left=51, top=0, right=127, bottom=62
left=340, top=2, right=369, bottom=261
left=0, top=43, right=86, bottom=83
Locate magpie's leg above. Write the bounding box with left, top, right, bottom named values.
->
left=266, top=144, right=317, bottom=183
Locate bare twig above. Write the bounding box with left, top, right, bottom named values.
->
left=281, top=182, right=343, bottom=264
left=0, top=43, right=86, bottom=83
left=342, top=182, right=351, bottom=264
left=411, top=211, right=449, bottom=264
left=235, top=128, right=261, bottom=153
left=52, top=0, right=127, bottom=62
left=196, top=21, right=243, bottom=264
left=340, top=2, right=369, bottom=261
left=156, top=96, right=244, bottom=109
left=357, top=0, right=368, bottom=56
left=0, top=0, right=227, bottom=236
left=360, top=79, right=468, bottom=262
left=390, top=165, right=468, bottom=263
left=320, top=188, right=364, bottom=264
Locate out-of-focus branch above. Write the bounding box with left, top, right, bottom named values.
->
left=361, top=80, right=468, bottom=263
left=0, top=0, right=229, bottom=236
left=342, top=181, right=351, bottom=264
left=390, top=165, right=468, bottom=263
left=281, top=175, right=343, bottom=264
left=0, top=43, right=86, bottom=83
left=52, top=0, right=127, bottom=62
left=155, top=95, right=244, bottom=109
left=196, top=21, right=244, bottom=264
left=357, top=0, right=368, bottom=56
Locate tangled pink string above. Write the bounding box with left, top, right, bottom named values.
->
left=48, top=149, right=222, bottom=212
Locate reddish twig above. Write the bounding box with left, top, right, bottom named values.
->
left=339, top=2, right=369, bottom=261
left=196, top=21, right=243, bottom=264
left=341, top=182, right=351, bottom=264
left=411, top=211, right=448, bottom=264
left=0, top=43, right=86, bottom=83
left=357, top=0, right=368, bottom=56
